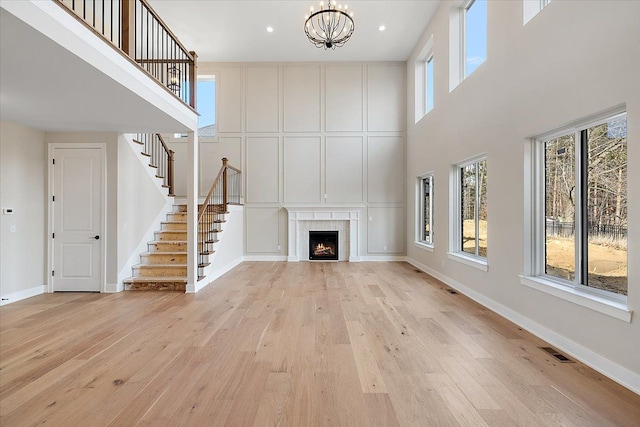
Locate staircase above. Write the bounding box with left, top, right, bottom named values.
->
left=123, top=204, right=227, bottom=291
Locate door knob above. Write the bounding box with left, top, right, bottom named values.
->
left=91, top=235, right=100, bottom=240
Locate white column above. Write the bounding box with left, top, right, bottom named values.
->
left=186, top=130, right=199, bottom=292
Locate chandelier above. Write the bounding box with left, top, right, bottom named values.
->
left=304, top=1, right=354, bottom=49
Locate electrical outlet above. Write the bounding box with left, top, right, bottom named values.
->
left=383, top=245, right=387, bottom=251
left=277, top=245, right=281, bottom=251
left=10, top=225, right=16, bottom=233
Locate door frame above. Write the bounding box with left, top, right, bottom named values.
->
left=47, top=143, right=107, bottom=293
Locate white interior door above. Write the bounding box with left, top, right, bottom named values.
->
left=52, top=147, right=103, bottom=292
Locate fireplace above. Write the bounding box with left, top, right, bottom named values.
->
left=309, top=231, right=339, bottom=261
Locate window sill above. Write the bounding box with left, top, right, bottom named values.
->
left=519, top=276, right=632, bottom=323
left=446, top=252, right=488, bottom=271
left=414, top=242, right=434, bottom=252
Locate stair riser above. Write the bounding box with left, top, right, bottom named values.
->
left=133, top=266, right=187, bottom=277
left=155, top=232, right=187, bottom=241
left=149, top=242, right=188, bottom=252
left=161, top=223, right=187, bottom=231
left=125, top=282, right=186, bottom=292
left=167, top=213, right=187, bottom=221
left=140, top=254, right=187, bottom=264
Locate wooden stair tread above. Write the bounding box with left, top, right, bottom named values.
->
left=141, top=251, right=186, bottom=256
left=133, top=263, right=187, bottom=268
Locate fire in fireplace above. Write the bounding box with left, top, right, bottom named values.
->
left=309, top=231, right=339, bottom=261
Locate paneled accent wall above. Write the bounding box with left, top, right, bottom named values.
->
left=197, top=62, right=406, bottom=258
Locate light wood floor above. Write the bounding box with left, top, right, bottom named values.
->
left=1, top=262, right=638, bottom=426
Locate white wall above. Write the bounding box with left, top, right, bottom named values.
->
left=187, top=62, right=407, bottom=259
left=116, top=135, right=171, bottom=286
left=406, top=1, right=639, bottom=388
left=0, top=122, right=46, bottom=301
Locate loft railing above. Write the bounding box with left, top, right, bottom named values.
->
left=135, top=133, right=175, bottom=196
left=55, top=0, right=197, bottom=109
left=197, top=158, right=242, bottom=270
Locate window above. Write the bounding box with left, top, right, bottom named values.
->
left=425, top=54, right=434, bottom=114
left=417, top=174, right=434, bottom=247
left=197, top=76, right=216, bottom=139
left=463, top=0, right=487, bottom=78
left=523, top=0, right=551, bottom=25
left=532, top=112, right=627, bottom=298
left=174, top=76, right=216, bottom=140
left=415, top=35, right=434, bottom=121
left=449, top=0, right=486, bottom=91
left=449, top=156, right=487, bottom=269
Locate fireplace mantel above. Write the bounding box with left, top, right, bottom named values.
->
left=284, top=207, right=362, bottom=262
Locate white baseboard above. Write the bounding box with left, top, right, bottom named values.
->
left=194, top=257, right=244, bottom=293
left=243, top=255, right=288, bottom=261
left=0, top=285, right=46, bottom=306
left=104, top=283, right=123, bottom=293
left=405, top=257, right=640, bottom=395
left=358, top=255, right=407, bottom=261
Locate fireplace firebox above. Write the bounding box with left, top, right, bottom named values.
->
left=309, top=231, right=339, bottom=261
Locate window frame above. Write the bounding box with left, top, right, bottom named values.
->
left=462, top=0, right=486, bottom=79
left=172, top=74, right=218, bottom=143
left=522, top=107, right=630, bottom=322
left=448, top=154, right=488, bottom=271
left=523, top=0, right=551, bottom=25
left=424, top=53, right=434, bottom=115
left=416, top=173, right=434, bottom=250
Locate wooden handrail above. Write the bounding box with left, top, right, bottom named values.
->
left=138, top=0, right=195, bottom=62
left=53, top=0, right=197, bottom=109
left=198, top=162, right=226, bottom=223
left=197, top=158, right=242, bottom=271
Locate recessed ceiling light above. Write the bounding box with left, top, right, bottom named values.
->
left=266, top=26, right=274, bottom=33
left=378, top=25, right=386, bottom=32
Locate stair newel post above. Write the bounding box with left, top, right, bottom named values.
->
left=222, top=158, right=228, bottom=213
left=188, top=51, right=198, bottom=109
left=121, top=0, right=135, bottom=58
left=168, top=149, right=175, bottom=196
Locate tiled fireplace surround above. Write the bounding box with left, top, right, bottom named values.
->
left=285, top=207, right=361, bottom=262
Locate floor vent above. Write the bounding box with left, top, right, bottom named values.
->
left=446, top=289, right=458, bottom=295
left=539, top=346, right=574, bottom=363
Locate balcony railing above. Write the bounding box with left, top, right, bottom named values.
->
left=55, top=0, right=197, bottom=109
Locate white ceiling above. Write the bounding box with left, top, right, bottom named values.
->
left=149, top=0, right=440, bottom=62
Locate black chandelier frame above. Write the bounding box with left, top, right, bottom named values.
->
left=304, top=3, right=355, bottom=49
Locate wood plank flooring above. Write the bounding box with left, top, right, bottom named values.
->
left=1, top=262, right=638, bottom=426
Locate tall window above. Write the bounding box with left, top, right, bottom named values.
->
left=539, top=112, right=627, bottom=296
left=425, top=54, right=434, bottom=114
left=197, top=76, right=216, bottom=138
left=450, top=156, right=487, bottom=265
left=417, top=174, right=434, bottom=246
left=463, top=0, right=487, bottom=78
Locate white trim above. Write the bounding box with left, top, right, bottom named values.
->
left=243, top=256, right=288, bottom=261
left=0, top=285, right=46, bottom=306
left=414, top=35, right=434, bottom=122
left=519, top=276, right=631, bottom=322
left=447, top=251, right=488, bottom=271
left=416, top=173, right=434, bottom=247
left=191, top=257, right=243, bottom=293
left=449, top=154, right=488, bottom=262
left=359, top=256, right=405, bottom=262
left=48, top=143, right=107, bottom=293
left=525, top=109, right=629, bottom=304
left=105, top=283, right=123, bottom=293
left=406, top=257, right=640, bottom=395
left=414, top=242, right=434, bottom=252
left=284, top=207, right=362, bottom=262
